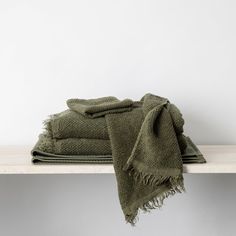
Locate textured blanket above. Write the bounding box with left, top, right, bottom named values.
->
left=31, top=93, right=206, bottom=224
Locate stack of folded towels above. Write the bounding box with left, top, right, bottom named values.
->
left=32, top=93, right=206, bottom=225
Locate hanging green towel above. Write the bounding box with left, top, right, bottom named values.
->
left=104, top=94, right=184, bottom=224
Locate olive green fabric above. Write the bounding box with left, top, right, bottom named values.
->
left=67, top=96, right=134, bottom=118
left=46, top=110, right=109, bottom=139
left=106, top=94, right=184, bottom=224
left=31, top=134, right=204, bottom=164
left=31, top=93, right=206, bottom=225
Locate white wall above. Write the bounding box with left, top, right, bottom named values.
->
left=0, top=0, right=236, bottom=235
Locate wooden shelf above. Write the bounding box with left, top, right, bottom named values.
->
left=0, top=145, right=235, bottom=174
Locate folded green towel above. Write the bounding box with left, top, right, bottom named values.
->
left=46, top=110, right=109, bottom=140
left=67, top=96, right=134, bottom=118
left=54, top=138, right=111, bottom=155
left=32, top=132, right=111, bottom=155
left=31, top=93, right=206, bottom=225
left=31, top=134, right=204, bottom=164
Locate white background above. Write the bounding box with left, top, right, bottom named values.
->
left=0, top=0, right=236, bottom=235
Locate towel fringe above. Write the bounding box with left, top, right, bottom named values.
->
left=127, top=166, right=184, bottom=187
left=125, top=167, right=185, bottom=226
left=43, top=115, right=56, bottom=138
left=43, top=117, right=51, bottom=132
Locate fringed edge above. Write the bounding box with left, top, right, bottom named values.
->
left=42, top=114, right=57, bottom=138
left=125, top=179, right=185, bottom=225
left=124, top=166, right=185, bottom=226
left=126, top=165, right=184, bottom=187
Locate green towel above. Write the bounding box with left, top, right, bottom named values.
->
left=33, top=103, right=203, bottom=164
left=67, top=96, right=134, bottom=118
left=31, top=93, right=206, bottom=225
left=45, top=110, right=109, bottom=139
left=31, top=134, right=204, bottom=164
left=32, top=133, right=111, bottom=155
left=31, top=133, right=113, bottom=164
left=105, top=94, right=184, bottom=224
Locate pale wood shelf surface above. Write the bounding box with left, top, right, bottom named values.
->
left=0, top=145, right=236, bottom=174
